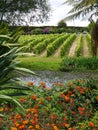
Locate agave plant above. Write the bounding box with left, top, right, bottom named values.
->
left=0, top=25, right=38, bottom=116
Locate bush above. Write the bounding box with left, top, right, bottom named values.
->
left=60, top=57, right=98, bottom=71
left=0, top=79, right=98, bottom=129
left=58, top=20, right=67, bottom=27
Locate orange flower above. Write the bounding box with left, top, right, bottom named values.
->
left=33, top=105, right=39, bottom=109
left=28, top=125, right=33, bottom=129
left=78, top=107, right=83, bottom=111
left=65, top=96, right=70, bottom=102
left=31, top=108, right=37, bottom=114
left=15, top=114, right=21, bottom=119
left=30, top=95, right=37, bottom=100
left=11, top=127, right=17, bottom=130
left=19, top=125, right=25, bottom=130
left=19, top=97, right=26, bottom=103
left=88, top=121, right=95, bottom=127
left=46, top=96, right=51, bottom=101
left=60, top=93, right=65, bottom=98
left=4, top=107, right=9, bottom=111
left=31, top=120, right=35, bottom=125
left=26, top=108, right=31, bottom=113
left=95, top=95, right=98, bottom=100
left=40, top=81, right=45, bottom=85
left=15, top=123, right=20, bottom=127
left=71, top=111, right=76, bottom=115
left=84, top=87, right=89, bottom=92
left=53, top=125, right=58, bottom=130
left=68, top=128, right=72, bottom=130
left=46, top=123, right=50, bottom=126
left=82, top=79, right=85, bottom=83
left=27, top=81, right=34, bottom=86
left=59, top=83, right=62, bottom=87
left=50, top=114, right=55, bottom=119
left=34, top=113, right=38, bottom=117
left=40, top=97, right=44, bottom=101
left=22, top=119, right=29, bottom=125
left=78, top=107, right=83, bottom=115
left=0, top=118, right=2, bottom=121
left=67, top=83, right=71, bottom=87
left=0, top=108, right=4, bottom=112
left=35, top=124, right=40, bottom=129
left=63, top=123, right=69, bottom=128
left=38, top=101, right=43, bottom=104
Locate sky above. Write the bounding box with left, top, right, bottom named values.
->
left=34, top=0, right=90, bottom=27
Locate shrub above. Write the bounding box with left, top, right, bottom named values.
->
left=60, top=57, right=98, bottom=71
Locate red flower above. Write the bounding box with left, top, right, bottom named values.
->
left=78, top=107, right=83, bottom=111
left=88, top=122, right=95, bottom=127
left=19, top=98, right=26, bottom=103
left=71, top=111, right=76, bottom=115
left=50, top=114, right=55, bottom=119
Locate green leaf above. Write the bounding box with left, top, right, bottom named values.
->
left=0, top=114, right=5, bottom=117
left=0, top=35, right=11, bottom=39
left=0, top=95, right=25, bottom=112
left=14, top=67, right=40, bottom=76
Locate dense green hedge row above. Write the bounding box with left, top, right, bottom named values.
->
left=47, top=34, right=69, bottom=56
left=33, top=35, right=59, bottom=54
left=86, top=33, right=93, bottom=56
left=18, top=33, right=94, bottom=57
left=60, top=57, right=98, bottom=71
left=75, top=34, right=83, bottom=57
left=60, top=33, right=76, bottom=57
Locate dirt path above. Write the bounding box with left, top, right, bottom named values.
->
left=52, top=45, right=62, bottom=58
left=68, top=40, right=77, bottom=57
left=39, top=50, right=47, bottom=57
left=83, top=36, right=90, bottom=57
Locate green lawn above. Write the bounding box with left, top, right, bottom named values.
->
left=17, top=56, right=62, bottom=71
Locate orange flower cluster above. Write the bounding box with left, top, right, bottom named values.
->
left=78, top=107, right=84, bottom=115
left=40, top=81, right=46, bottom=88
left=1, top=80, right=97, bottom=130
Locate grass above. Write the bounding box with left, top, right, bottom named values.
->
left=17, top=56, right=62, bottom=71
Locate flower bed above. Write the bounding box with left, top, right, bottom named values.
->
left=0, top=79, right=98, bottom=130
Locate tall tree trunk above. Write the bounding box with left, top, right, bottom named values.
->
left=0, top=0, right=7, bottom=22
left=91, top=19, right=98, bottom=56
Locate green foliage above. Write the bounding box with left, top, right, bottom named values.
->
left=86, top=33, right=93, bottom=56
left=0, top=25, right=38, bottom=115
left=47, top=34, right=69, bottom=57
left=0, top=0, right=50, bottom=25
left=60, top=33, right=76, bottom=57
left=88, top=21, right=95, bottom=33
left=60, top=57, right=98, bottom=71
left=31, top=28, right=43, bottom=35
left=75, top=34, right=83, bottom=57
left=57, top=20, right=67, bottom=27
left=33, top=35, right=59, bottom=54
left=34, top=37, right=54, bottom=54
left=65, top=0, right=98, bottom=21
left=0, top=78, right=98, bottom=129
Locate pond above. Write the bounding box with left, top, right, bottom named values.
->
left=20, top=70, right=98, bottom=87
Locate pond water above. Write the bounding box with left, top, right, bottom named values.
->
left=20, top=70, right=98, bottom=87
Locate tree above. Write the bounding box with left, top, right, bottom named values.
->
left=64, top=0, right=98, bottom=56
left=0, top=0, right=50, bottom=25
left=57, top=20, right=67, bottom=27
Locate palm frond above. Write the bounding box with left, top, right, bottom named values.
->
left=0, top=95, right=25, bottom=112
left=64, top=0, right=98, bottom=20
left=14, top=67, right=39, bottom=76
